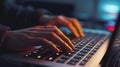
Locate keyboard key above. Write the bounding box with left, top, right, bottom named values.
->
left=46, top=52, right=63, bottom=61
left=56, top=59, right=66, bottom=63
left=84, top=47, right=91, bottom=51
left=48, top=57, right=53, bottom=61
left=90, top=51, right=95, bottom=55
left=79, top=43, right=84, bottom=46
left=67, top=58, right=79, bottom=65
left=79, top=61, right=86, bottom=65
left=77, top=52, right=86, bottom=56
left=82, top=49, right=89, bottom=53
left=61, top=56, right=69, bottom=60
left=95, top=45, right=100, bottom=49
left=92, top=48, right=97, bottom=52
left=83, top=57, right=89, bottom=62
left=86, top=54, right=92, bottom=58
left=71, top=51, right=77, bottom=55
left=37, top=55, right=42, bottom=59
left=24, top=32, right=109, bottom=66
left=74, top=55, right=83, bottom=60
left=76, top=45, right=82, bottom=49
left=74, top=48, right=80, bottom=52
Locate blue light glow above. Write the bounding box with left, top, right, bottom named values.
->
left=108, top=21, right=116, bottom=26
left=104, top=5, right=119, bottom=13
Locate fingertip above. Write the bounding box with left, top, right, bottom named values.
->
left=49, top=44, right=61, bottom=53
left=75, top=34, right=80, bottom=38
left=81, top=32, right=85, bottom=37
left=73, top=31, right=80, bottom=38
left=69, top=41, right=75, bottom=49
left=55, top=48, right=60, bottom=53
left=49, top=43, right=61, bottom=53
left=72, top=45, right=75, bottom=49
left=67, top=46, right=73, bottom=53
left=67, top=48, right=73, bottom=53
left=43, top=39, right=60, bottom=53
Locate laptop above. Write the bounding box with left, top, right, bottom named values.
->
left=0, top=14, right=120, bottom=67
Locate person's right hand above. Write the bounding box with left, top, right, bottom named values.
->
left=2, top=26, right=74, bottom=53
left=39, top=15, right=84, bottom=38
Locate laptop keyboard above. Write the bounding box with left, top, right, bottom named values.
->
left=24, top=32, right=109, bottom=66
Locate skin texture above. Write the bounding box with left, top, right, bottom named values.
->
left=47, top=15, right=84, bottom=38
left=2, top=15, right=84, bottom=53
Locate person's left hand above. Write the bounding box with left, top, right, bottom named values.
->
left=2, top=26, right=74, bottom=52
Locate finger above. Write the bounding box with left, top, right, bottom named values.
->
left=26, top=26, right=55, bottom=32
left=49, top=26, right=75, bottom=49
left=24, top=26, right=75, bottom=49
left=53, top=17, right=80, bottom=38
left=67, top=19, right=84, bottom=37
left=55, top=16, right=80, bottom=38
left=19, top=26, right=50, bottom=32
left=30, top=37, right=60, bottom=53
left=15, top=26, right=45, bottom=32
left=31, top=32, right=73, bottom=52
left=67, top=23, right=80, bottom=38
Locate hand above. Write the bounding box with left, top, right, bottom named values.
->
left=45, top=15, right=84, bottom=38
left=2, top=26, right=74, bottom=52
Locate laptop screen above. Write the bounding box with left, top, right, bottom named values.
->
left=102, top=13, right=120, bottom=67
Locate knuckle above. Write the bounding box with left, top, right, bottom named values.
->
left=51, top=25, right=57, bottom=29
left=56, top=15, right=65, bottom=20
left=41, top=38, right=47, bottom=41
left=56, top=16, right=61, bottom=19
left=56, top=15, right=63, bottom=18
left=72, top=18, right=78, bottom=22
left=67, top=22, right=72, bottom=26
